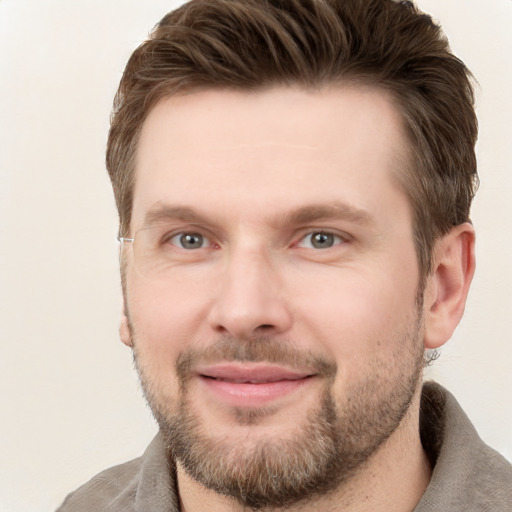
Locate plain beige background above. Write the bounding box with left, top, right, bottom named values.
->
left=0, top=1, right=511, bottom=511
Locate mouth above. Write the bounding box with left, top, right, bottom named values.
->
left=195, top=363, right=316, bottom=407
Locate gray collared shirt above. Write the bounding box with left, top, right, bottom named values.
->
left=57, top=382, right=512, bottom=511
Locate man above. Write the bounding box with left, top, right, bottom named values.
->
left=58, top=0, right=512, bottom=510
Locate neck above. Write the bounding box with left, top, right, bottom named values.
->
left=177, top=391, right=431, bottom=512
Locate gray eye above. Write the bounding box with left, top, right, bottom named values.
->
left=298, top=232, right=342, bottom=249
left=170, top=232, right=206, bottom=249
left=310, top=232, right=335, bottom=248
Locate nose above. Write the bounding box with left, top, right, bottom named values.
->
left=207, top=248, right=293, bottom=339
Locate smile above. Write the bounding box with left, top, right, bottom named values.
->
left=196, top=363, right=316, bottom=407
left=206, top=377, right=304, bottom=384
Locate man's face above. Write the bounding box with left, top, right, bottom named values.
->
left=123, top=86, right=426, bottom=508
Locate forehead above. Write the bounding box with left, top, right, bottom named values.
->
left=132, top=86, right=411, bottom=229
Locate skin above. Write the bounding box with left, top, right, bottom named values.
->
left=120, top=86, right=475, bottom=511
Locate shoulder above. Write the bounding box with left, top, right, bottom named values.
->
left=56, top=456, right=143, bottom=512
left=56, top=433, right=179, bottom=512
left=416, top=382, right=512, bottom=511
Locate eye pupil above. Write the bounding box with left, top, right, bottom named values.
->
left=311, top=232, right=333, bottom=248
left=180, top=233, right=203, bottom=249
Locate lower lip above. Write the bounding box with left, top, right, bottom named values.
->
left=199, top=376, right=312, bottom=407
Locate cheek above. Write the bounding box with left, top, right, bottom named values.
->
left=293, top=263, right=419, bottom=360
left=126, top=274, right=212, bottom=360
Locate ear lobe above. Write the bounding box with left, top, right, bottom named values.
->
left=119, top=303, right=134, bottom=348
left=423, top=223, right=475, bottom=349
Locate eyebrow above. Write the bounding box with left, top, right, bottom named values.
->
left=141, top=201, right=374, bottom=230
left=142, top=204, right=211, bottom=228
left=272, top=202, right=374, bottom=228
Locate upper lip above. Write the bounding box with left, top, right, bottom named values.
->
left=196, top=363, right=314, bottom=383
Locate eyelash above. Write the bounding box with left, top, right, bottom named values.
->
left=163, top=229, right=348, bottom=251
left=296, top=231, right=346, bottom=249
left=168, top=232, right=212, bottom=250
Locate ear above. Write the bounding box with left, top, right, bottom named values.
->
left=119, top=301, right=133, bottom=348
left=423, top=223, right=475, bottom=349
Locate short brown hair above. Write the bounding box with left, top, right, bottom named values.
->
left=107, top=0, right=478, bottom=277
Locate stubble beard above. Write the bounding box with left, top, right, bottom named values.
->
left=132, top=316, right=425, bottom=510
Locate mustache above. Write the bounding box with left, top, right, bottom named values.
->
left=176, top=336, right=337, bottom=382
